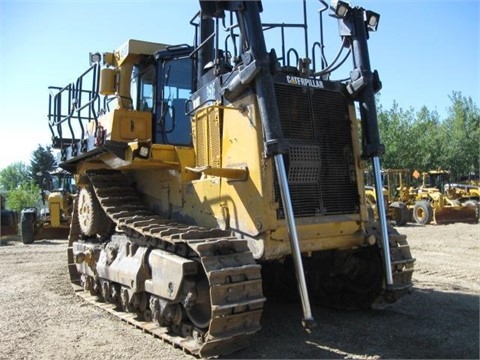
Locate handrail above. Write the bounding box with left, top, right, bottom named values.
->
left=47, top=62, right=102, bottom=158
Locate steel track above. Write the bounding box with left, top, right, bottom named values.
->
left=68, top=170, right=265, bottom=357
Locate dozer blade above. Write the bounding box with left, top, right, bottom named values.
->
left=433, top=206, right=479, bottom=225
left=34, top=226, right=70, bottom=240
left=0, top=225, right=18, bottom=236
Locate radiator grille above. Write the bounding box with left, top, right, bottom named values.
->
left=274, top=83, right=359, bottom=218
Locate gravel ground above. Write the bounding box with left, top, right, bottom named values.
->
left=0, top=223, right=478, bottom=359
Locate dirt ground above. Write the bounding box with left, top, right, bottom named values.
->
left=0, top=223, right=478, bottom=360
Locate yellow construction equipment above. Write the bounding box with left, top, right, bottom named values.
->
left=46, top=1, right=415, bottom=356
left=415, top=170, right=479, bottom=225
left=366, top=168, right=479, bottom=225
left=365, top=169, right=410, bottom=226
left=20, top=169, right=76, bottom=243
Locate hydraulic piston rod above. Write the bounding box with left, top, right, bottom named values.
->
left=373, top=157, right=393, bottom=285
left=240, top=1, right=316, bottom=328
left=275, top=154, right=317, bottom=329
left=337, top=4, right=394, bottom=286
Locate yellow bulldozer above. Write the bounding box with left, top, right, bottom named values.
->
left=46, top=1, right=415, bottom=356
left=20, top=169, right=76, bottom=244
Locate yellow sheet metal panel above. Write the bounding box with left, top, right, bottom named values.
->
left=115, top=39, right=168, bottom=66
left=133, top=168, right=183, bottom=219
left=347, top=103, right=370, bottom=223
left=218, top=100, right=276, bottom=236
left=264, top=218, right=366, bottom=259
left=102, top=109, right=152, bottom=142
left=48, top=193, right=63, bottom=227
left=183, top=178, right=223, bottom=230
left=149, top=144, right=177, bottom=163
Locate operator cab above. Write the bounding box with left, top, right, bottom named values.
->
left=48, top=41, right=194, bottom=166
left=132, top=46, right=194, bottom=146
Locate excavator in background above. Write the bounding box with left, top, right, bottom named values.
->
left=20, top=169, right=76, bottom=244
left=47, top=1, right=415, bottom=356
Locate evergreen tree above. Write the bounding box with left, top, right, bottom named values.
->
left=30, top=145, right=56, bottom=187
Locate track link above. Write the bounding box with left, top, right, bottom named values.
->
left=365, top=221, right=416, bottom=307
left=68, top=171, right=265, bottom=357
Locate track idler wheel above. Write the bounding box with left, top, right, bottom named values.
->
left=184, top=273, right=211, bottom=329
left=77, top=187, right=114, bottom=238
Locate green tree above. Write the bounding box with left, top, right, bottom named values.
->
left=0, top=162, right=30, bottom=191
left=441, top=92, right=480, bottom=180
left=378, top=102, right=417, bottom=170
left=377, top=94, right=479, bottom=181
left=409, top=106, right=443, bottom=171
left=6, top=182, right=41, bottom=212
left=30, top=145, right=56, bottom=187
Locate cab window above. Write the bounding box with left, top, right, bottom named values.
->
left=156, top=56, right=192, bottom=145
left=132, top=65, right=155, bottom=112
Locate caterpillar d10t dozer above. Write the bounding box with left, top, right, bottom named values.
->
left=47, top=1, right=415, bottom=356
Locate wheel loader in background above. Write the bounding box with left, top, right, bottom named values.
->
left=20, top=169, right=76, bottom=244
left=47, top=1, right=415, bottom=356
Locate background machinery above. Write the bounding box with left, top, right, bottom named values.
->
left=423, top=169, right=479, bottom=205
left=47, top=1, right=415, bottom=356
left=366, top=169, right=479, bottom=225
left=20, top=169, right=76, bottom=244
left=365, top=169, right=411, bottom=226
left=1, top=193, right=18, bottom=237
left=415, top=169, right=478, bottom=224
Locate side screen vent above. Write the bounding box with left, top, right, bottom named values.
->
left=192, top=106, right=221, bottom=168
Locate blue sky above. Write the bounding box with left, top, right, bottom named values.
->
left=0, top=0, right=478, bottom=169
